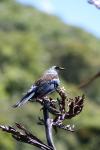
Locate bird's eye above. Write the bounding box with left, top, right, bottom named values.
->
left=55, top=66, right=59, bottom=70
left=55, top=66, right=65, bottom=70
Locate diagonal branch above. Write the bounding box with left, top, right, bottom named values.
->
left=88, top=0, right=100, bottom=9
left=78, top=71, right=100, bottom=89
left=0, top=124, right=52, bottom=150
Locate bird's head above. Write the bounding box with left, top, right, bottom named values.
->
left=45, top=66, right=65, bottom=75
left=51, top=66, right=65, bottom=73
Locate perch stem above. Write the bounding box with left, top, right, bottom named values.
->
left=43, top=100, right=56, bottom=150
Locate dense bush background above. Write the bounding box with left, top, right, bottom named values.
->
left=0, top=0, right=100, bottom=150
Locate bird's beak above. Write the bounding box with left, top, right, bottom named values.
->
left=59, top=67, right=65, bottom=70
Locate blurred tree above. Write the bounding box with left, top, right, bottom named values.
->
left=0, top=0, right=100, bottom=150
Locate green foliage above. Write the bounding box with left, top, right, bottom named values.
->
left=0, top=0, right=100, bottom=150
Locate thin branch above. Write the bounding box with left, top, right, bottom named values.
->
left=0, top=123, right=52, bottom=150
left=88, top=0, right=100, bottom=9
left=53, top=122, right=75, bottom=132
left=78, top=71, right=100, bottom=89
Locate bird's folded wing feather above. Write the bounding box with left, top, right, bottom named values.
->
left=35, top=73, right=58, bottom=86
left=34, top=73, right=59, bottom=97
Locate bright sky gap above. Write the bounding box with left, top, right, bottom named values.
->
left=17, top=0, right=100, bottom=38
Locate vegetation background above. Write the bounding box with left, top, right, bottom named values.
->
left=0, top=0, right=100, bottom=150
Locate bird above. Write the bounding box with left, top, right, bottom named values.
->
left=12, top=66, right=64, bottom=108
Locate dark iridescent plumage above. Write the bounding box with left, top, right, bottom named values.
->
left=13, top=66, right=64, bottom=108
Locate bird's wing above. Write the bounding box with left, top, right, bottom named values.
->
left=12, top=85, right=37, bottom=108
left=34, top=73, right=60, bottom=98
left=35, top=73, right=59, bottom=86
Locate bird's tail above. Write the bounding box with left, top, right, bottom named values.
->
left=12, top=87, right=36, bottom=108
